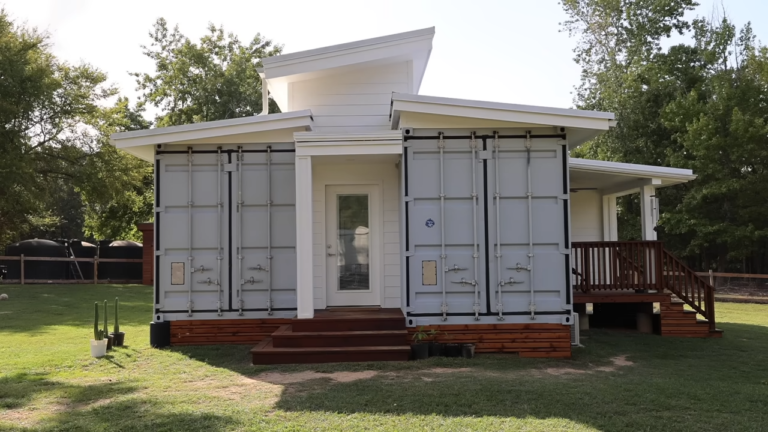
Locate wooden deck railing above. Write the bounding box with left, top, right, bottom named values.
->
left=572, top=241, right=716, bottom=330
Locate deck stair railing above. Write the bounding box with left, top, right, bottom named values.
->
left=572, top=241, right=716, bottom=331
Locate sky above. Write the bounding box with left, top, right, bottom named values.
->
left=3, top=0, right=767, bottom=116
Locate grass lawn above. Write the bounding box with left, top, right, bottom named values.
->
left=1, top=285, right=767, bottom=431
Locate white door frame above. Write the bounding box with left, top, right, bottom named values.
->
left=325, top=184, right=382, bottom=306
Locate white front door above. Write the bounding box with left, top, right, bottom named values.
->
left=325, top=185, right=381, bottom=306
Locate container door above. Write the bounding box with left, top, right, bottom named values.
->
left=405, top=137, right=487, bottom=315
left=233, top=149, right=297, bottom=313
left=157, top=152, right=230, bottom=313
left=487, top=139, right=569, bottom=315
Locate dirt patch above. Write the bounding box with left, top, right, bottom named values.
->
left=595, top=355, right=634, bottom=372
left=544, top=368, right=588, bottom=376
left=252, top=370, right=378, bottom=385
left=425, top=367, right=471, bottom=374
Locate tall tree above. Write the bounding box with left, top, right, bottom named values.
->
left=132, top=18, right=282, bottom=127
left=0, top=10, right=113, bottom=245
left=0, top=10, right=153, bottom=245
left=563, top=1, right=768, bottom=272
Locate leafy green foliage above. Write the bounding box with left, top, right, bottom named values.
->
left=563, top=1, right=768, bottom=271
left=0, top=10, right=152, bottom=245
left=132, top=18, right=282, bottom=127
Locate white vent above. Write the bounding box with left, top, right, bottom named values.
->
left=570, top=313, right=580, bottom=346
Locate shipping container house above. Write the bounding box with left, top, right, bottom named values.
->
left=111, top=28, right=720, bottom=363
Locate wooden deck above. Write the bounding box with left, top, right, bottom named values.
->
left=572, top=241, right=720, bottom=338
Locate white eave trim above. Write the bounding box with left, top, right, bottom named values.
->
left=390, top=93, right=615, bottom=130
left=294, top=131, right=403, bottom=157
left=110, top=110, right=314, bottom=148
left=570, top=158, right=697, bottom=182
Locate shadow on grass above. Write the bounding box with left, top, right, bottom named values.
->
left=170, top=321, right=768, bottom=432
left=0, top=372, right=139, bottom=410
left=1, top=372, right=236, bottom=432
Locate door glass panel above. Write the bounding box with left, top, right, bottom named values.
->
left=337, top=194, right=369, bottom=291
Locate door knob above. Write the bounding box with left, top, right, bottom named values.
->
left=327, top=252, right=337, bottom=256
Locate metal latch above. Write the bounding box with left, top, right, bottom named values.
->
left=445, top=264, right=467, bottom=273
left=451, top=278, right=477, bottom=287
left=223, top=163, right=237, bottom=172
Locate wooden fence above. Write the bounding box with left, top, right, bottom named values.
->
left=694, top=270, right=768, bottom=286
left=0, top=255, right=142, bottom=284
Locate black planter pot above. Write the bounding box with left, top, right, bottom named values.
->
left=428, top=342, right=444, bottom=357
left=444, top=343, right=462, bottom=358
left=411, top=343, right=429, bottom=360
left=106, top=334, right=114, bottom=351
left=111, top=332, right=125, bottom=347
left=462, top=343, right=475, bottom=359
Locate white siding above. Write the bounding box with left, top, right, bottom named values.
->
left=290, top=62, right=410, bottom=132
left=570, top=190, right=603, bottom=242
left=312, top=161, right=401, bottom=308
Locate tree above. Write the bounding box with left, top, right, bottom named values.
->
left=0, top=10, right=153, bottom=245
left=562, top=1, right=768, bottom=272
left=79, top=98, right=154, bottom=241
left=132, top=18, right=282, bottom=127
left=0, top=10, right=114, bottom=245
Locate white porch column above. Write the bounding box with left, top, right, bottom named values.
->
left=295, top=155, right=314, bottom=319
left=639, top=184, right=658, bottom=241
left=602, top=195, right=619, bottom=241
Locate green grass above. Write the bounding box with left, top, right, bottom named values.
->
left=1, top=285, right=767, bottom=431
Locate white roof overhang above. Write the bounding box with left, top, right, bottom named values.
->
left=293, top=131, right=402, bottom=157
left=110, top=111, right=314, bottom=161
left=261, top=28, right=434, bottom=111
left=391, top=93, right=616, bottom=147
left=569, top=158, right=696, bottom=196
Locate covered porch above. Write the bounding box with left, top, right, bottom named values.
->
left=567, top=159, right=720, bottom=337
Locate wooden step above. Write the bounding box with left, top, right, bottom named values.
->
left=291, top=308, right=405, bottom=332
left=271, top=325, right=408, bottom=348
left=250, top=338, right=411, bottom=364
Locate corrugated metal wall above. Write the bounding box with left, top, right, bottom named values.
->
left=403, top=129, right=572, bottom=325
left=155, top=144, right=297, bottom=321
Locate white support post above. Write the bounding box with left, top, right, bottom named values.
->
left=295, top=155, right=315, bottom=319
left=602, top=195, right=619, bottom=241
left=639, top=185, right=657, bottom=241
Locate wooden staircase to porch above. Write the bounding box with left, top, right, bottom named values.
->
left=572, top=241, right=722, bottom=338
left=250, top=308, right=411, bottom=364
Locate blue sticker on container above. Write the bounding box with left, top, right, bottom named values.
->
left=425, top=218, right=435, bottom=228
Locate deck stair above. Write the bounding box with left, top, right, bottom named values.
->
left=250, top=308, right=411, bottom=364
left=661, top=298, right=722, bottom=338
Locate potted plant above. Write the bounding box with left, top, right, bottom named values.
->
left=461, top=343, right=476, bottom=359
left=443, top=333, right=462, bottom=358
left=110, top=297, right=125, bottom=347
left=410, top=327, right=430, bottom=360
left=428, top=329, right=444, bottom=357
left=103, top=300, right=114, bottom=350
left=90, top=302, right=107, bottom=358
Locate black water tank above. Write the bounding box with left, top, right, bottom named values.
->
left=68, top=240, right=97, bottom=280
left=4, top=239, right=68, bottom=280
left=99, top=240, right=143, bottom=281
